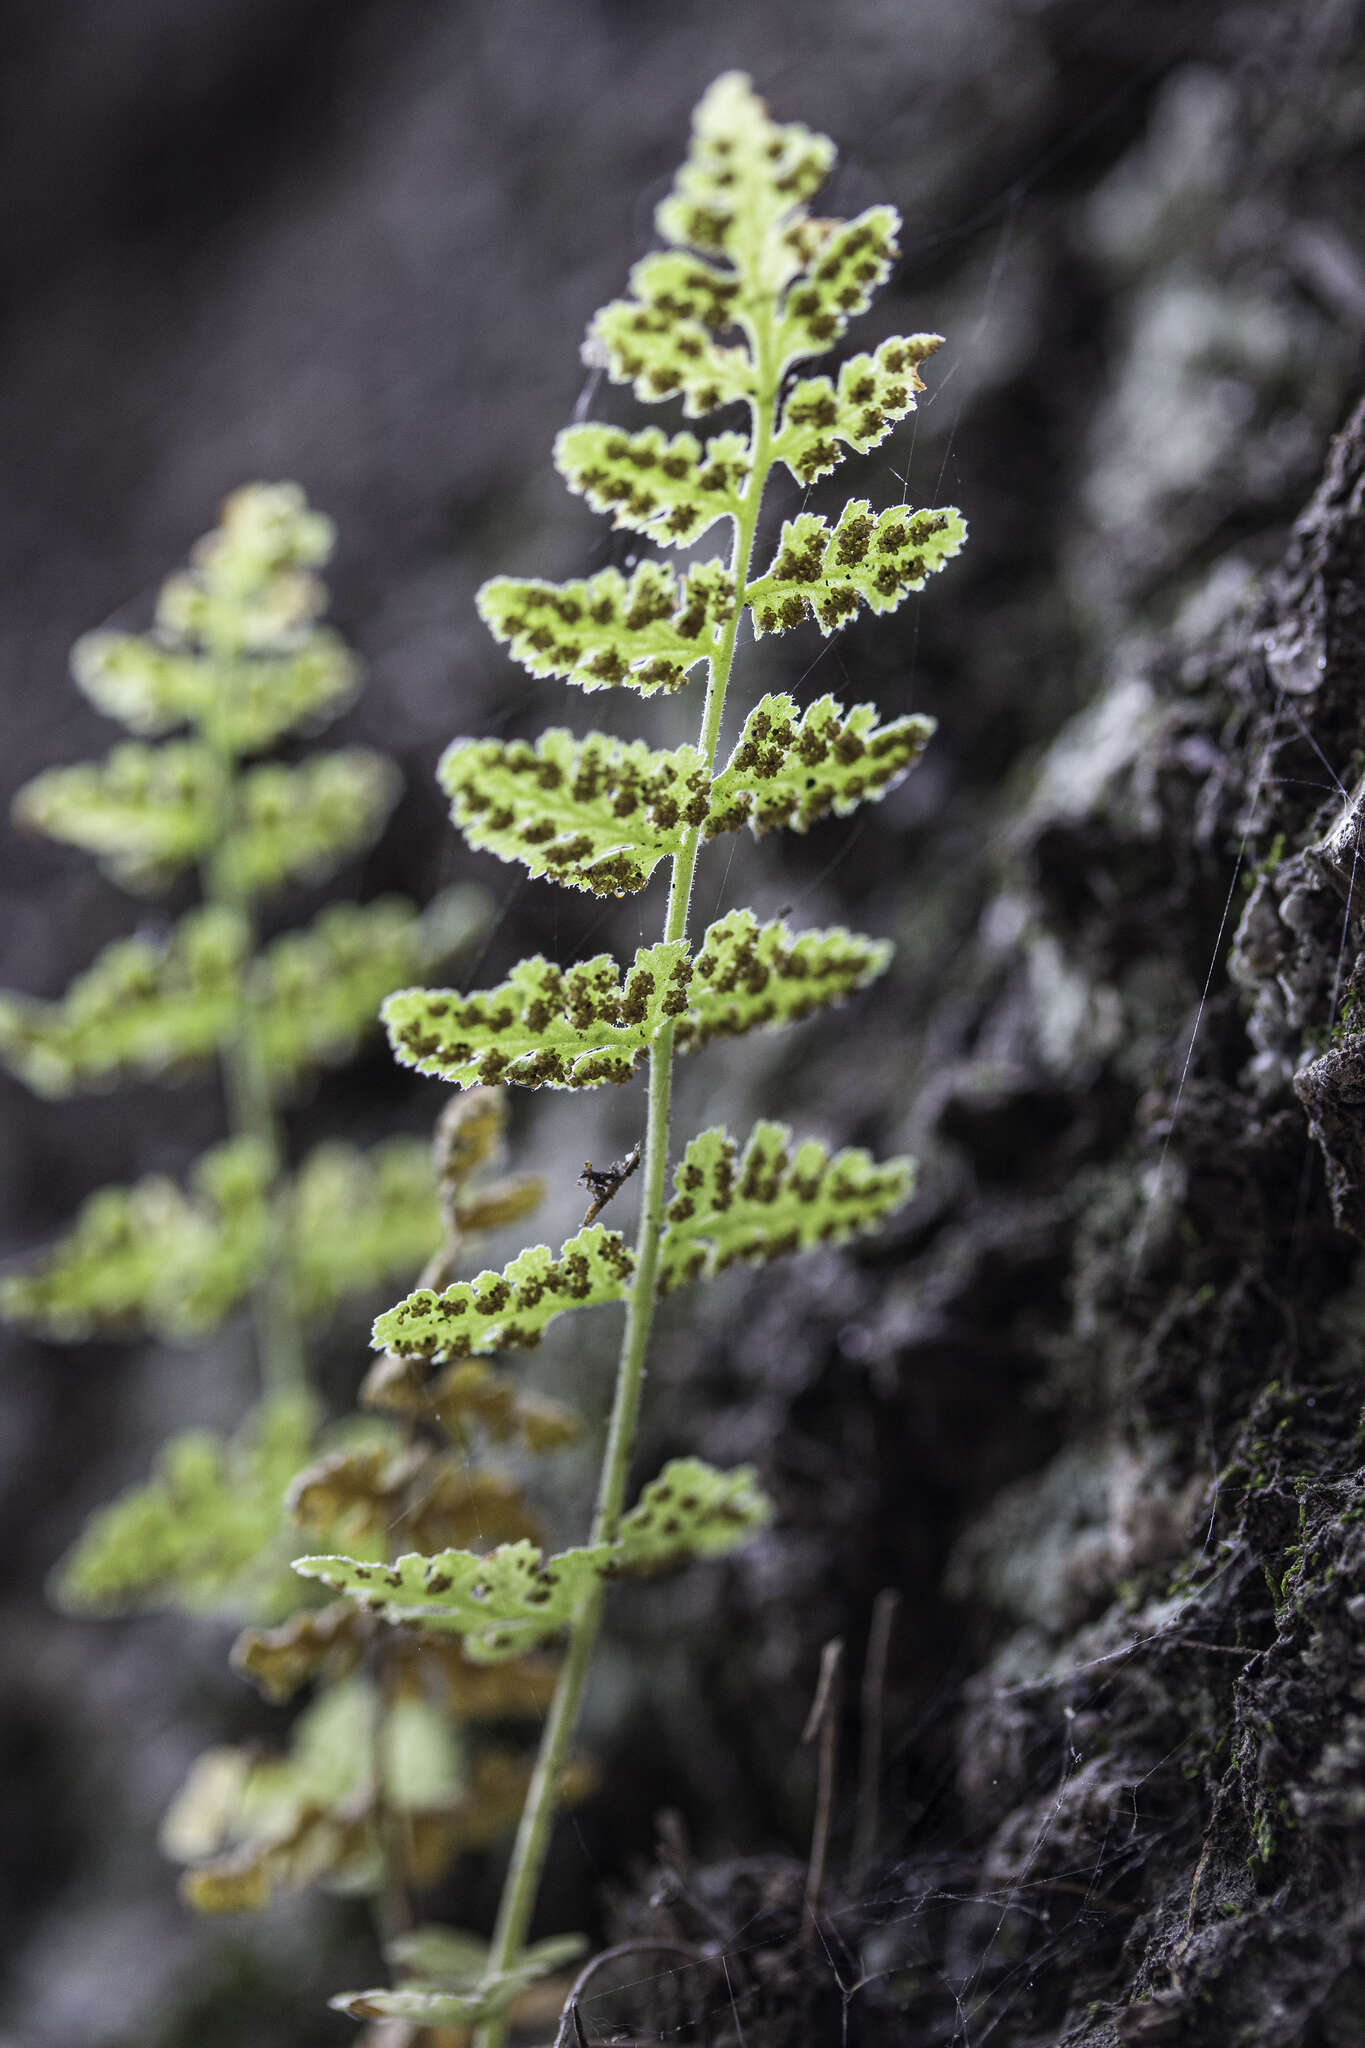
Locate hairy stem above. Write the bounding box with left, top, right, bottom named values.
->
left=476, top=330, right=777, bottom=2047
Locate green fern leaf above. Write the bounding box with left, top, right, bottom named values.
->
left=287, top=1136, right=440, bottom=1322
left=439, top=729, right=709, bottom=895
left=361, top=1351, right=581, bottom=1457
left=588, top=252, right=752, bottom=416
left=477, top=558, right=735, bottom=697
left=334, top=1933, right=587, bottom=2026
left=216, top=748, right=401, bottom=897
left=706, top=692, right=934, bottom=840
left=774, top=334, right=943, bottom=485
left=774, top=206, right=903, bottom=369
left=554, top=423, right=749, bottom=546
left=654, top=71, right=834, bottom=276
left=372, top=1224, right=633, bottom=1364
left=72, top=629, right=358, bottom=757
left=0, top=905, right=245, bottom=1097
left=382, top=941, right=691, bottom=1088
left=296, top=1462, right=767, bottom=1659
left=677, top=908, right=891, bottom=1051
left=71, top=483, right=358, bottom=753
left=53, top=1391, right=316, bottom=1616
left=12, top=741, right=220, bottom=893
left=253, top=888, right=481, bottom=1090
left=1, top=1137, right=270, bottom=1343
left=295, top=1539, right=611, bottom=1663
left=747, top=500, right=967, bottom=636
left=616, top=1456, right=772, bottom=1571
left=657, top=1122, right=915, bottom=1295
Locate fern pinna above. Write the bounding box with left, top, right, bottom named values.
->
left=300, top=74, right=966, bottom=2039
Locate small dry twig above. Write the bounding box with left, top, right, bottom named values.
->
left=801, top=1635, right=845, bottom=1946
left=852, top=1588, right=900, bottom=1884
left=578, top=1141, right=642, bottom=1225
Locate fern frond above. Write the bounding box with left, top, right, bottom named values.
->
left=52, top=1392, right=316, bottom=1617
left=382, top=942, right=691, bottom=1088
left=296, top=1540, right=609, bottom=1663
left=706, top=692, right=934, bottom=839
left=72, top=484, right=358, bottom=753
left=287, top=1137, right=440, bottom=1322
left=477, top=559, right=735, bottom=696
left=296, top=1459, right=767, bottom=1657
left=253, top=889, right=480, bottom=1090
left=372, top=1225, right=633, bottom=1363
left=13, top=741, right=220, bottom=893
left=677, top=908, right=891, bottom=1051
left=216, top=748, right=401, bottom=898
left=0, top=1137, right=270, bottom=1343
left=774, top=334, right=943, bottom=484
left=0, top=905, right=245, bottom=1097
left=657, top=1122, right=914, bottom=1294
left=589, top=252, right=752, bottom=416
left=439, top=729, right=708, bottom=895
left=615, top=1457, right=772, bottom=1571
left=554, top=424, right=749, bottom=546
left=654, top=72, right=834, bottom=279
left=331, top=1934, right=587, bottom=2028
left=747, top=501, right=968, bottom=636
left=773, top=206, right=903, bottom=369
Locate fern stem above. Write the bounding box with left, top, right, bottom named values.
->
left=201, top=737, right=308, bottom=1400
left=476, top=341, right=777, bottom=2046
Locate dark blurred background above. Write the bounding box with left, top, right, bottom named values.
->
left=1, top=2, right=1362, bottom=2042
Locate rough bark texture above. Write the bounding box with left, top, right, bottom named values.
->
left=2, top=3, right=1365, bottom=2044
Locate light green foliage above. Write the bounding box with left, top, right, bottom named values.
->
left=707, top=691, right=935, bottom=839
left=54, top=1393, right=316, bottom=1618
left=4, top=1135, right=442, bottom=1344
left=0, top=880, right=469, bottom=1104
left=0, top=905, right=247, bottom=1097
left=295, top=1457, right=772, bottom=1658
left=333, top=1932, right=586, bottom=2027
left=677, top=907, right=892, bottom=1051
left=71, top=483, right=357, bottom=753
left=382, top=942, right=692, bottom=1087
left=440, top=696, right=933, bottom=901
left=382, top=912, right=883, bottom=1089
left=747, top=500, right=968, bottom=636
left=1, top=1138, right=271, bottom=1342
left=297, top=1539, right=610, bottom=1663
left=288, top=1136, right=440, bottom=1322
left=439, top=728, right=708, bottom=896
left=654, top=71, right=834, bottom=291
left=254, top=890, right=479, bottom=1089
left=477, top=559, right=736, bottom=696
left=615, top=1455, right=772, bottom=1570
left=13, top=741, right=223, bottom=893
left=657, top=1122, right=915, bottom=1294
left=554, top=423, right=749, bottom=546
left=12, top=743, right=398, bottom=900
left=774, top=205, right=903, bottom=367
left=213, top=748, right=401, bottom=897
left=589, top=252, right=753, bottom=416
left=373, top=1225, right=635, bottom=1363
left=775, top=334, right=943, bottom=484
